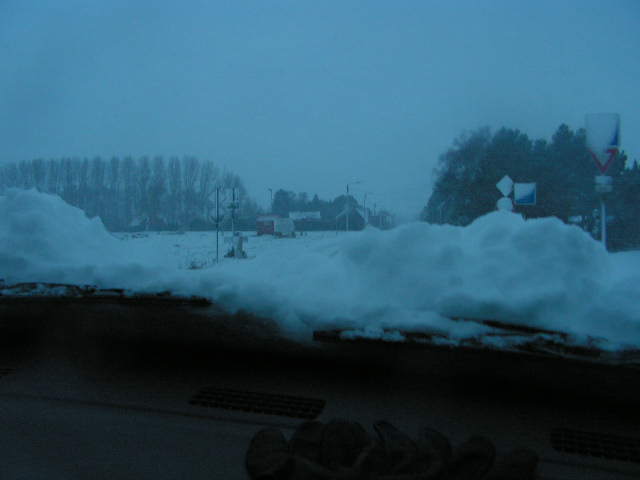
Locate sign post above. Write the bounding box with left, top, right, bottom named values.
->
left=216, top=188, right=220, bottom=263
left=585, top=113, right=620, bottom=250
left=209, top=188, right=222, bottom=263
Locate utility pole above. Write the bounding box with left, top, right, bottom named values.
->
left=215, top=187, right=220, bottom=263
left=230, top=188, right=238, bottom=234
left=346, top=184, right=350, bottom=232
left=362, top=193, right=366, bottom=225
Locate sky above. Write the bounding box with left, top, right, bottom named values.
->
left=1, top=0, right=639, bottom=219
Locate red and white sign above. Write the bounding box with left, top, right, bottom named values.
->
left=590, top=147, right=618, bottom=174
left=585, top=113, right=620, bottom=174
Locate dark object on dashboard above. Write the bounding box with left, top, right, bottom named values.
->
left=248, top=422, right=375, bottom=480
left=484, top=449, right=539, bottom=480
left=246, top=428, right=294, bottom=480
left=290, top=421, right=326, bottom=463
left=320, top=420, right=372, bottom=471
left=444, top=436, right=496, bottom=480
left=373, top=420, right=420, bottom=474
left=246, top=421, right=531, bottom=480
left=417, top=427, right=452, bottom=478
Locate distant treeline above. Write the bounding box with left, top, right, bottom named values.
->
left=0, top=156, right=259, bottom=231
left=423, top=124, right=640, bottom=250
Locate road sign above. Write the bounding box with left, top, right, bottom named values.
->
left=595, top=175, right=613, bottom=194
left=496, top=175, right=513, bottom=197
left=514, top=183, right=536, bottom=205
left=496, top=196, right=513, bottom=211
left=585, top=114, right=620, bottom=251
left=585, top=113, right=620, bottom=174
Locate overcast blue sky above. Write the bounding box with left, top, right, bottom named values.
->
left=1, top=0, right=638, bottom=217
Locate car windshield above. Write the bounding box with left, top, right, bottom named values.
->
left=1, top=1, right=639, bottom=359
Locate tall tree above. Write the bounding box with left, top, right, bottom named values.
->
left=272, top=189, right=295, bottom=217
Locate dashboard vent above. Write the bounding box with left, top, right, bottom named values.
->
left=551, top=427, right=640, bottom=464
left=189, top=386, right=325, bottom=419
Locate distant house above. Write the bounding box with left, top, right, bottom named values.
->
left=335, top=206, right=365, bottom=231
left=289, top=211, right=321, bottom=221
left=289, top=211, right=322, bottom=231
left=369, top=211, right=393, bottom=230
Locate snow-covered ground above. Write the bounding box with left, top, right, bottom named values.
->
left=2, top=189, right=640, bottom=350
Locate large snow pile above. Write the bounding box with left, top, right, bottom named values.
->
left=2, top=189, right=640, bottom=348
left=0, top=189, right=167, bottom=286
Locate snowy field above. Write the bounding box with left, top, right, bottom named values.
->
left=2, top=189, right=640, bottom=350
left=112, top=230, right=340, bottom=272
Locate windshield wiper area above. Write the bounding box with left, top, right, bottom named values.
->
left=2, top=280, right=639, bottom=368
left=0, top=280, right=211, bottom=305
left=313, top=318, right=640, bottom=369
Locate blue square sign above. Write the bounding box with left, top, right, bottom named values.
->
left=514, top=183, right=536, bottom=206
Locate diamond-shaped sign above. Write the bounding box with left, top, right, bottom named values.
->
left=496, top=175, right=513, bottom=197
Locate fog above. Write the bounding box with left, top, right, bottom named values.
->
left=1, top=0, right=638, bottom=218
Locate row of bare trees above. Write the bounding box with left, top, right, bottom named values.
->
left=0, top=156, right=259, bottom=231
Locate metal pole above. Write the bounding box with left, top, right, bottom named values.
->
left=216, top=187, right=219, bottom=263
left=268, top=188, right=273, bottom=213
left=346, top=184, right=349, bottom=232
left=231, top=188, right=236, bottom=234
left=601, top=196, right=607, bottom=250
left=363, top=193, right=367, bottom=225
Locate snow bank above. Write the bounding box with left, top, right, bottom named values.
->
left=0, top=189, right=168, bottom=286
left=2, top=189, right=640, bottom=348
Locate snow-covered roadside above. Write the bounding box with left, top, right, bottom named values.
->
left=1, top=189, right=639, bottom=349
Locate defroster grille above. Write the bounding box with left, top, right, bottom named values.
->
left=551, top=427, right=640, bottom=464
left=189, top=386, right=325, bottom=419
